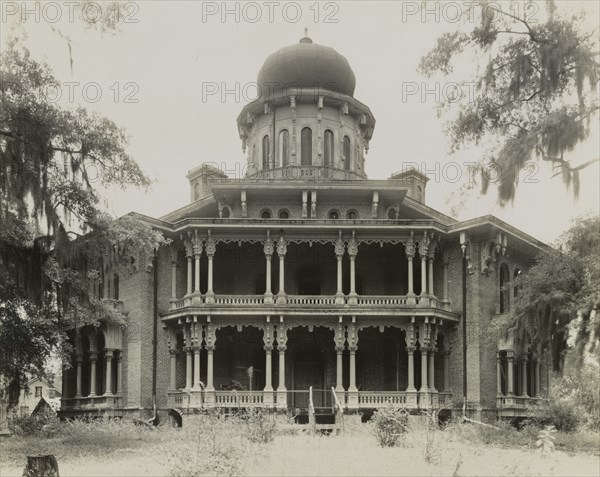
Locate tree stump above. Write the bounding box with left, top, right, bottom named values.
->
left=22, top=455, right=60, bottom=477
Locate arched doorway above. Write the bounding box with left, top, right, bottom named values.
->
left=293, top=346, right=325, bottom=408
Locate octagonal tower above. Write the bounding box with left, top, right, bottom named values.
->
left=237, top=35, right=376, bottom=180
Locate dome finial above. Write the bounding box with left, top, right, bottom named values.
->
left=300, top=27, right=313, bottom=43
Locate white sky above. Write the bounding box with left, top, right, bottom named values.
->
left=3, top=0, right=599, bottom=244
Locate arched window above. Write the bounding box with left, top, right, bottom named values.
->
left=260, top=209, right=272, bottom=219
left=500, top=263, right=510, bottom=313
left=301, top=127, right=312, bottom=166
left=278, top=209, right=290, bottom=219
left=343, top=136, right=351, bottom=170
left=513, top=268, right=522, bottom=298
left=387, top=207, right=397, bottom=219
left=221, top=207, right=231, bottom=218
left=279, top=129, right=290, bottom=167
left=194, top=183, right=201, bottom=201
left=416, top=185, right=423, bottom=202
left=324, top=129, right=334, bottom=167
left=328, top=210, right=340, bottom=220
left=347, top=209, right=358, bottom=220
left=262, top=135, right=270, bottom=169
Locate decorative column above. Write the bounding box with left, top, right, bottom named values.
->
left=406, top=347, right=416, bottom=392
left=334, top=319, right=345, bottom=393
left=264, top=232, right=274, bottom=304
left=169, top=349, right=177, bottom=390
left=263, top=319, right=274, bottom=405
left=276, top=236, right=287, bottom=304
left=204, top=322, right=216, bottom=404
left=521, top=354, right=529, bottom=397
left=420, top=346, right=429, bottom=408
left=115, top=352, right=122, bottom=397
left=405, top=232, right=416, bottom=305
left=104, top=349, right=114, bottom=396
left=335, top=232, right=345, bottom=304
left=405, top=319, right=418, bottom=407
left=348, top=233, right=358, bottom=305
left=276, top=318, right=287, bottom=408
left=347, top=318, right=359, bottom=408
left=193, top=236, right=202, bottom=303
left=185, top=242, right=193, bottom=297
left=419, top=232, right=429, bottom=299
left=193, top=346, right=202, bottom=389
left=185, top=347, right=193, bottom=390
left=89, top=352, right=97, bottom=397
left=205, top=233, right=216, bottom=304
left=75, top=355, right=83, bottom=398
left=427, top=244, right=436, bottom=299
left=443, top=350, right=450, bottom=392
left=170, top=246, right=178, bottom=305
left=496, top=352, right=503, bottom=397
left=535, top=358, right=541, bottom=398
left=428, top=349, right=436, bottom=392
left=506, top=351, right=515, bottom=396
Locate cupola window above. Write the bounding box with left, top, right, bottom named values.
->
left=328, top=210, right=340, bottom=220
left=301, top=127, right=312, bottom=166
left=279, top=130, right=290, bottom=167
left=347, top=210, right=358, bottom=220
left=260, top=209, right=272, bottom=219
left=343, top=136, right=351, bottom=171
left=500, top=263, right=510, bottom=313
left=324, top=130, right=334, bottom=167
left=278, top=209, right=290, bottom=219
left=262, top=135, right=271, bottom=169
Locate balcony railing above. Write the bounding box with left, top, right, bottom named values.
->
left=215, top=391, right=264, bottom=406
left=246, top=165, right=366, bottom=181
left=358, top=391, right=407, bottom=406
left=168, top=294, right=452, bottom=311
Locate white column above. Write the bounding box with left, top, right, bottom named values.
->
left=420, top=348, right=428, bottom=392
left=348, top=235, right=358, bottom=304
left=193, top=347, right=201, bottom=388
left=264, top=346, right=273, bottom=391
left=194, top=250, right=201, bottom=294
left=170, top=254, right=177, bottom=301
left=206, top=346, right=214, bottom=391
left=496, top=352, right=503, bottom=396
left=204, top=324, right=216, bottom=404
left=186, top=255, right=193, bottom=296
left=264, top=235, right=273, bottom=304
left=428, top=349, right=436, bottom=392
left=185, top=348, right=193, bottom=389
left=89, top=352, right=97, bottom=396
left=442, top=257, right=449, bottom=302
left=278, top=253, right=285, bottom=298
left=349, top=346, right=358, bottom=392
left=116, top=353, right=122, bottom=396
left=169, top=350, right=177, bottom=390
left=420, top=255, right=427, bottom=296
left=406, top=347, right=416, bottom=391
left=521, top=355, right=529, bottom=397
left=75, top=355, right=83, bottom=398
left=104, top=349, right=114, bottom=396
left=205, top=237, right=215, bottom=303
left=428, top=257, right=434, bottom=298
left=335, top=346, right=344, bottom=392
left=507, top=351, right=515, bottom=395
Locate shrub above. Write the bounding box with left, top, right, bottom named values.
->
left=371, top=407, right=409, bottom=447
left=530, top=399, right=581, bottom=433
left=9, top=413, right=60, bottom=436
left=243, top=407, right=277, bottom=443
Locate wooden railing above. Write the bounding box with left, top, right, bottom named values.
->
left=215, top=391, right=264, bottom=406
left=358, top=391, right=407, bottom=406
left=168, top=293, right=448, bottom=311
left=332, top=387, right=344, bottom=431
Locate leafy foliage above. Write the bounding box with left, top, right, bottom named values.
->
left=371, top=407, right=410, bottom=447
left=0, top=42, right=167, bottom=406
left=420, top=1, right=599, bottom=203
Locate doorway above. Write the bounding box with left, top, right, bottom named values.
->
left=293, top=346, right=325, bottom=408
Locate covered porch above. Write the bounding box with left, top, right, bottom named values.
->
left=164, top=314, right=454, bottom=412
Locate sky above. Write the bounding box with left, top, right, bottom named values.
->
left=3, top=0, right=599, bottom=244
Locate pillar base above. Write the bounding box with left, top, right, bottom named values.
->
left=419, top=391, right=430, bottom=409
left=347, top=387, right=358, bottom=409
left=204, top=292, right=214, bottom=304
left=335, top=293, right=345, bottom=305
left=348, top=293, right=358, bottom=305
left=405, top=390, right=418, bottom=406
left=275, top=293, right=286, bottom=304
left=276, top=389, right=287, bottom=408
left=191, top=292, right=203, bottom=305
left=406, top=293, right=417, bottom=306
left=204, top=388, right=215, bottom=405
left=263, top=389, right=274, bottom=406
left=264, top=293, right=274, bottom=305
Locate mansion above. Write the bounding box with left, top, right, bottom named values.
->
left=60, top=35, right=549, bottom=421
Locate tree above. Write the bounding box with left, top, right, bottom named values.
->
left=503, top=215, right=600, bottom=371
left=0, top=38, right=166, bottom=406
left=419, top=0, right=599, bottom=203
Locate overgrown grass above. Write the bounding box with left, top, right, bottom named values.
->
left=1, top=412, right=599, bottom=477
